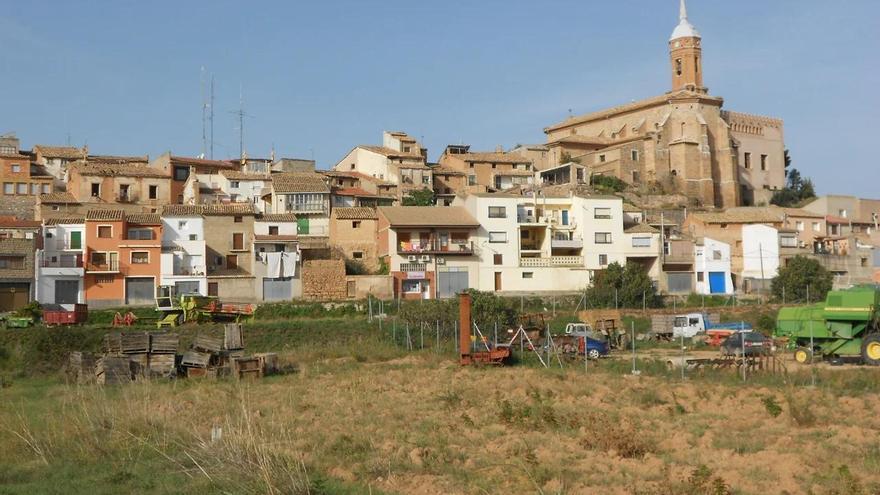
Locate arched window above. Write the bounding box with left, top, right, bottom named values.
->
left=675, top=59, right=683, bottom=76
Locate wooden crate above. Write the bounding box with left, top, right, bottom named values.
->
left=68, top=352, right=96, bottom=384
left=254, top=352, right=279, bottom=375
left=224, top=323, right=244, bottom=350
left=97, top=356, right=132, bottom=385
left=121, top=332, right=150, bottom=354
left=233, top=357, right=263, bottom=379
left=186, top=367, right=218, bottom=379
left=150, top=333, right=179, bottom=354
left=192, top=335, right=223, bottom=353
left=147, top=354, right=176, bottom=378
left=103, top=333, right=122, bottom=355
left=128, top=353, right=149, bottom=377
left=181, top=350, right=212, bottom=368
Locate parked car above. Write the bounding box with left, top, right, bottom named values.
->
left=562, top=325, right=610, bottom=359
left=720, top=332, right=770, bottom=357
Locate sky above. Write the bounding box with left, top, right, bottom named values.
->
left=1, top=0, right=878, bottom=196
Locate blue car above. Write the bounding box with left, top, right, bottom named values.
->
left=564, top=324, right=611, bottom=359
left=582, top=336, right=610, bottom=359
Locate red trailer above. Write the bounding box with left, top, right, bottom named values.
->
left=43, top=304, right=88, bottom=326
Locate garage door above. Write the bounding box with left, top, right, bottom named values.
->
left=55, top=280, right=79, bottom=305
left=708, top=272, right=727, bottom=294
left=125, top=277, right=155, bottom=305
left=263, top=277, right=292, bottom=301
left=175, top=281, right=200, bottom=295
left=0, top=283, right=30, bottom=312
left=437, top=267, right=468, bottom=299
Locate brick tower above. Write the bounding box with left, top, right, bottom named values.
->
left=669, top=0, right=705, bottom=93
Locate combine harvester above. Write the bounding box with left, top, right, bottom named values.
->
left=155, top=286, right=255, bottom=328
left=775, top=286, right=880, bottom=365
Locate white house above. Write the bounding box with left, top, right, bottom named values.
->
left=35, top=218, right=85, bottom=308
left=218, top=170, right=271, bottom=212
left=741, top=224, right=781, bottom=290
left=694, top=237, right=733, bottom=295
left=252, top=214, right=301, bottom=301
left=159, top=206, right=208, bottom=295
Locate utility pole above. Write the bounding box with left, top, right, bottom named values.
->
left=759, top=243, right=766, bottom=293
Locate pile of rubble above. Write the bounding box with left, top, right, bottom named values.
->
left=66, top=324, right=278, bottom=385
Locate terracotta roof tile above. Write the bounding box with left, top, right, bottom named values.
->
left=332, top=187, right=377, bottom=197
left=272, top=173, right=330, bottom=194
left=33, top=145, right=85, bottom=160
left=625, top=223, right=660, bottom=234
left=88, top=154, right=149, bottom=165
left=86, top=209, right=125, bottom=221
left=69, top=161, right=167, bottom=178
left=43, top=217, right=85, bottom=226
left=258, top=213, right=298, bottom=222
left=38, top=192, right=79, bottom=204
left=160, top=204, right=205, bottom=216
left=170, top=156, right=238, bottom=169
left=452, top=152, right=532, bottom=164
left=0, top=216, right=41, bottom=228
left=126, top=213, right=161, bottom=225
left=690, top=207, right=785, bottom=224
left=254, top=234, right=298, bottom=241
left=430, top=166, right=465, bottom=176
left=379, top=206, right=479, bottom=227
left=221, top=170, right=271, bottom=181
left=333, top=207, right=378, bottom=220
left=360, top=145, right=424, bottom=161
left=202, top=203, right=257, bottom=216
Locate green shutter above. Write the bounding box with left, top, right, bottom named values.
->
left=70, top=231, right=82, bottom=250
left=297, top=217, right=309, bottom=235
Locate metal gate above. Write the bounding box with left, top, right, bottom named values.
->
left=708, top=272, right=726, bottom=294
left=55, top=280, right=79, bottom=304
left=437, top=267, right=468, bottom=299
left=174, top=281, right=200, bottom=295
left=125, top=277, right=155, bottom=305
left=0, top=283, right=30, bottom=311
left=263, top=277, right=292, bottom=301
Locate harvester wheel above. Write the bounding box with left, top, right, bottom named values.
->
left=794, top=347, right=812, bottom=365
left=861, top=334, right=880, bottom=366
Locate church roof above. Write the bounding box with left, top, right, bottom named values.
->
left=670, top=0, right=700, bottom=41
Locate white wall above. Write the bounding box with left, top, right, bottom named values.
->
left=741, top=224, right=780, bottom=280
left=162, top=216, right=204, bottom=243
left=36, top=274, right=84, bottom=307
left=333, top=148, right=392, bottom=182
left=254, top=221, right=298, bottom=236
left=694, top=237, right=733, bottom=294
left=575, top=196, right=626, bottom=270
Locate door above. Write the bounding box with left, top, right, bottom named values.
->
left=55, top=280, right=79, bottom=304
left=297, top=217, right=309, bottom=235
left=561, top=210, right=569, bottom=226
left=0, top=283, right=30, bottom=311
left=439, top=232, right=449, bottom=252
left=108, top=252, right=119, bottom=271
left=494, top=272, right=502, bottom=292
left=208, top=282, right=219, bottom=297
left=69, top=231, right=82, bottom=250
left=708, top=272, right=726, bottom=294
left=262, top=277, right=292, bottom=301
left=226, top=255, right=238, bottom=270
left=125, top=277, right=155, bottom=305
left=437, top=268, right=469, bottom=298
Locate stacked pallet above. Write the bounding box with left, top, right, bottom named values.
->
left=97, top=332, right=180, bottom=381
left=67, top=351, right=96, bottom=384
left=96, top=356, right=134, bottom=385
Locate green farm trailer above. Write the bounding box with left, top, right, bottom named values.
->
left=775, top=287, right=880, bottom=365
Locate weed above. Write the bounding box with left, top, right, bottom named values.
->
left=785, top=392, right=817, bottom=427
left=762, top=395, right=783, bottom=417
left=581, top=413, right=655, bottom=459
left=436, top=388, right=463, bottom=410
left=810, top=464, right=866, bottom=495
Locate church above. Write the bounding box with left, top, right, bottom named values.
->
left=543, top=0, right=785, bottom=208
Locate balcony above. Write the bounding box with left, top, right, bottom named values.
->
left=398, top=239, right=475, bottom=255
left=288, top=203, right=326, bottom=214
left=520, top=256, right=583, bottom=268
left=117, top=194, right=137, bottom=203
left=551, top=238, right=583, bottom=249
left=517, top=215, right=549, bottom=225
left=171, top=265, right=207, bottom=277
left=40, top=255, right=83, bottom=268
left=85, top=261, right=121, bottom=273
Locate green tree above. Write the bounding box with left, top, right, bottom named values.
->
left=585, top=262, right=661, bottom=309
left=402, top=188, right=435, bottom=206
left=770, top=255, right=833, bottom=303
left=770, top=151, right=816, bottom=207
left=590, top=174, right=627, bottom=193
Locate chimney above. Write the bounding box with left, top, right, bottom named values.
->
left=495, top=145, right=504, bottom=153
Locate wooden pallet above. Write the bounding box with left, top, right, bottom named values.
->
left=181, top=350, right=212, bottom=368
left=150, top=333, right=179, bottom=354
left=233, top=357, right=263, bottom=379
left=224, top=323, right=244, bottom=350
left=97, top=356, right=133, bottom=385
left=192, top=335, right=223, bottom=353
left=254, top=353, right=279, bottom=375
left=148, top=354, right=177, bottom=378
left=103, top=333, right=122, bottom=355
left=121, top=333, right=150, bottom=354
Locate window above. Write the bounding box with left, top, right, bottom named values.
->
left=522, top=272, right=533, bottom=279
left=861, top=257, right=868, bottom=267
left=632, top=237, right=651, bottom=248
left=488, top=206, right=506, bottom=218
left=353, top=251, right=364, bottom=260
left=91, top=183, right=100, bottom=196
left=178, top=220, right=188, bottom=229
left=90, top=252, right=107, bottom=265
left=675, top=58, right=683, bottom=76
left=594, top=208, right=612, bottom=219
left=232, top=233, right=244, bottom=250
left=30, top=183, right=40, bottom=195
left=839, top=209, right=848, bottom=218
left=468, top=175, right=476, bottom=186
left=0, top=256, right=24, bottom=269
left=760, top=154, right=768, bottom=171
left=97, top=226, right=112, bottom=238
left=403, top=146, right=411, bottom=153
left=148, top=185, right=158, bottom=199
left=812, top=222, right=821, bottom=232
left=234, top=216, right=243, bottom=223
left=595, top=232, right=612, bottom=244
left=697, top=272, right=705, bottom=282
left=493, top=254, right=503, bottom=265
left=402, top=280, right=422, bottom=293
left=130, top=251, right=149, bottom=264
left=599, top=254, right=608, bottom=266
left=422, top=175, right=430, bottom=185
left=127, top=228, right=153, bottom=240
left=795, top=221, right=804, bottom=232
left=265, top=225, right=279, bottom=236
left=491, top=163, right=496, bottom=169
left=352, top=221, right=361, bottom=229
left=173, top=166, right=189, bottom=181
left=350, top=163, right=355, bottom=170
left=2, top=183, right=12, bottom=195
left=631, top=150, right=639, bottom=161
left=42, top=184, right=50, bottom=194
left=10, top=164, right=21, bottom=173
left=16, top=183, right=26, bottom=195
left=230, top=181, right=240, bottom=188
left=189, top=234, right=198, bottom=241
left=743, top=152, right=751, bottom=169
left=598, top=154, right=606, bottom=163
left=780, top=235, right=798, bottom=248
left=488, top=232, right=507, bottom=243
left=226, top=255, right=238, bottom=269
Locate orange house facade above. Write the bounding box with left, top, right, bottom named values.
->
left=84, top=210, right=162, bottom=308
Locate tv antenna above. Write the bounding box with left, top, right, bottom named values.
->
left=230, top=84, right=252, bottom=161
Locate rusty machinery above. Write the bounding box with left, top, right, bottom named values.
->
left=459, top=292, right=511, bottom=366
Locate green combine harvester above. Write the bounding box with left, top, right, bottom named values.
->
left=775, top=286, right=880, bottom=365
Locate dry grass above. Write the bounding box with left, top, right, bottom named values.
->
left=1, top=352, right=880, bottom=494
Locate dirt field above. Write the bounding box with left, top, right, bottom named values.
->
left=1, top=349, right=879, bottom=495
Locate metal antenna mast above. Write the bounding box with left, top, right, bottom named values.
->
left=201, top=67, right=207, bottom=158
left=209, top=75, right=215, bottom=160
left=230, top=84, right=250, bottom=161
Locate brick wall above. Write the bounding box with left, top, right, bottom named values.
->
left=302, top=259, right=347, bottom=300
left=0, top=238, right=35, bottom=280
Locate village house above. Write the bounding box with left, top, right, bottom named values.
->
left=430, top=165, right=468, bottom=206
left=150, top=153, right=240, bottom=204
left=35, top=217, right=85, bottom=307
left=438, top=145, right=534, bottom=193
left=216, top=170, right=271, bottom=212
left=0, top=135, right=54, bottom=198
left=253, top=213, right=301, bottom=301
left=509, top=144, right=551, bottom=171
left=693, top=237, right=734, bottom=295
left=323, top=170, right=397, bottom=206
left=330, top=207, right=380, bottom=272
left=268, top=173, right=331, bottom=255
left=66, top=161, right=170, bottom=210
left=31, top=145, right=87, bottom=190
left=36, top=192, right=87, bottom=222
left=332, top=131, right=431, bottom=202
left=159, top=205, right=208, bottom=296
left=378, top=206, right=480, bottom=300
left=202, top=203, right=258, bottom=300
left=0, top=237, right=37, bottom=312
left=83, top=210, right=163, bottom=308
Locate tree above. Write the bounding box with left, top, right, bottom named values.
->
left=770, top=150, right=816, bottom=207
left=590, top=174, right=627, bottom=193
left=585, top=262, right=662, bottom=309
left=402, top=188, right=434, bottom=206
left=770, top=255, right=833, bottom=304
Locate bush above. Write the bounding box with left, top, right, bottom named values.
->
left=344, top=258, right=368, bottom=275
left=586, top=262, right=662, bottom=309
left=591, top=174, right=627, bottom=193
left=771, top=256, right=833, bottom=304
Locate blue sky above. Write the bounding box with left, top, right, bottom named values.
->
left=1, top=1, right=877, bottom=196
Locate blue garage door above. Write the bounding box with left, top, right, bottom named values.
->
left=708, top=272, right=726, bottom=294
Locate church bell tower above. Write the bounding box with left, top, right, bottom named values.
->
left=669, top=0, right=705, bottom=93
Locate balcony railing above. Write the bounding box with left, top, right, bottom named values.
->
left=40, top=255, right=83, bottom=268
left=398, top=240, right=474, bottom=255
left=288, top=203, right=326, bottom=213
left=85, top=261, right=121, bottom=273
left=551, top=238, right=583, bottom=249
left=520, top=256, right=583, bottom=268
left=171, top=266, right=207, bottom=276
